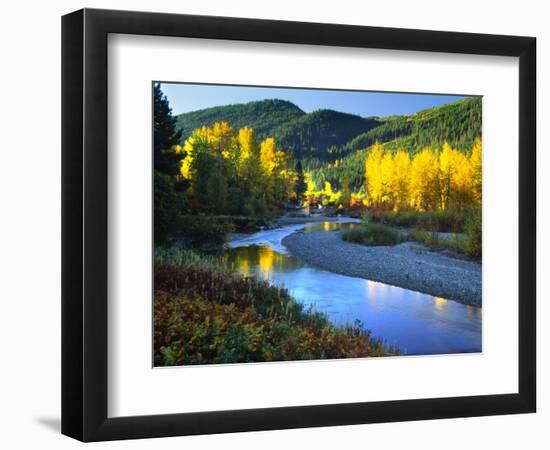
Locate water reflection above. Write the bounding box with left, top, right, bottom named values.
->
left=224, top=221, right=482, bottom=356
left=434, top=297, right=448, bottom=311
left=304, top=221, right=359, bottom=233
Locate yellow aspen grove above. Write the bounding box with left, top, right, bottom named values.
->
left=211, top=121, right=234, bottom=154
left=379, top=151, right=394, bottom=205
left=179, top=122, right=300, bottom=211
left=260, top=137, right=277, bottom=176
left=181, top=122, right=236, bottom=178
left=236, top=126, right=258, bottom=181
left=258, top=137, right=278, bottom=203
left=350, top=192, right=367, bottom=208
left=450, top=150, right=471, bottom=210
left=365, top=142, right=385, bottom=206
left=272, top=150, right=296, bottom=202
left=361, top=141, right=481, bottom=213
left=237, top=126, right=255, bottom=162
left=439, top=142, right=472, bottom=210
left=410, top=148, right=439, bottom=210
left=470, top=138, right=482, bottom=205
left=304, top=172, right=317, bottom=206
left=439, top=142, right=458, bottom=210
left=323, top=181, right=334, bottom=200
left=391, top=149, right=411, bottom=210
left=181, top=128, right=209, bottom=179
left=276, top=167, right=298, bottom=201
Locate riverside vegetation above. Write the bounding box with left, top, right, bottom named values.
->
left=155, top=248, right=393, bottom=365
left=342, top=208, right=482, bottom=259
left=153, top=83, right=482, bottom=365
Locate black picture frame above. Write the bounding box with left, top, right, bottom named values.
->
left=62, top=8, right=536, bottom=442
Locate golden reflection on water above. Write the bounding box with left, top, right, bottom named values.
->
left=226, top=245, right=285, bottom=281
left=434, top=297, right=448, bottom=311
left=258, top=245, right=282, bottom=280
left=238, top=256, right=250, bottom=277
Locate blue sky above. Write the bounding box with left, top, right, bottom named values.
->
left=159, top=82, right=468, bottom=118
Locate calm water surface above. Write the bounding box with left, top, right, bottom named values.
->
left=224, top=219, right=482, bottom=355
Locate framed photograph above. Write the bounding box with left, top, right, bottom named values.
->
left=62, top=8, right=536, bottom=441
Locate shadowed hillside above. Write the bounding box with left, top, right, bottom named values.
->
left=176, top=99, right=305, bottom=142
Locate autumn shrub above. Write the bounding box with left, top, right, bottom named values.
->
left=342, top=223, right=399, bottom=246
left=154, top=292, right=391, bottom=366
left=464, top=209, right=482, bottom=258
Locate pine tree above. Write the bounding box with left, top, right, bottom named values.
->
left=340, top=174, right=351, bottom=209
left=154, top=83, right=183, bottom=176
left=153, top=84, right=187, bottom=242
left=294, top=160, right=307, bottom=201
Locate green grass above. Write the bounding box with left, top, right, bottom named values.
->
left=342, top=223, right=399, bottom=246
left=409, top=226, right=480, bottom=260
left=410, top=228, right=447, bottom=250
left=368, top=209, right=466, bottom=233
left=463, top=210, right=482, bottom=258
left=363, top=207, right=481, bottom=260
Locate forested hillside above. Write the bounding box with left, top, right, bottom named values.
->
left=336, top=97, right=481, bottom=155
left=270, top=109, right=379, bottom=160
left=176, top=99, right=305, bottom=142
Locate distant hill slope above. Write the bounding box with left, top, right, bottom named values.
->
left=176, top=99, right=379, bottom=160
left=338, top=97, right=482, bottom=156
left=271, top=109, right=380, bottom=160
left=175, top=99, right=305, bottom=142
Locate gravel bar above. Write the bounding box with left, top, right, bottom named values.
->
left=282, top=230, right=482, bottom=306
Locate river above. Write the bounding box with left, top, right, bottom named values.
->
left=224, top=219, right=482, bottom=356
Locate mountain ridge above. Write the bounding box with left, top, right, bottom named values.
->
left=175, top=99, right=305, bottom=142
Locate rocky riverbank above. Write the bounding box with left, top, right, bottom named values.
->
left=282, top=229, right=482, bottom=306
